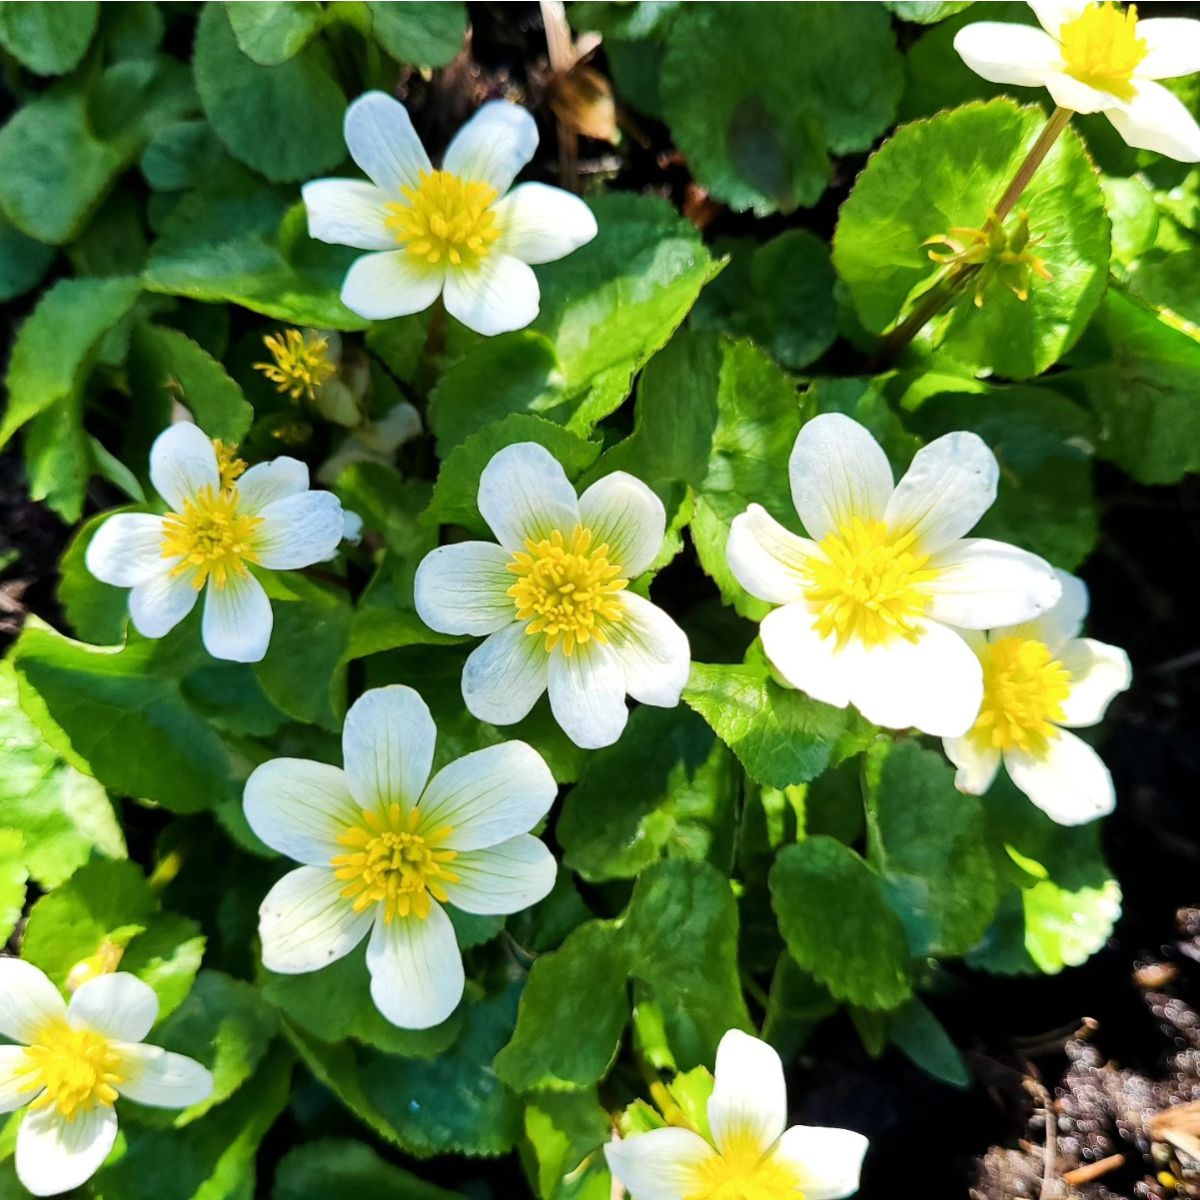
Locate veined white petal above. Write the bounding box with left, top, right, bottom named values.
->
left=577, top=471, right=666, bottom=579
left=1106, top=79, right=1200, bottom=162
left=243, top=758, right=359, bottom=866
left=113, top=1044, right=213, bottom=1109
left=342, top=685, right=436, bottom=814
left=443, top=100, right=538, bottom=194
left=604, top=1127, right=718, bottom=1200
left=1058, top=638, right=1132, bottom=727
left=413, top=541, right=517, bottom=636
left=0, top=1045, right=32, bottom=1113
left=1137, top=18, right=1200, bottom=80
left=760, top=603, right=861, bottom=710
left=773, top=1125, right=870, bottom=1200
left=1006, top=569, right=1088, bottom=651
left=366, top=904, right=464, bottom=1030
left=1005, top=728, right=1115, bottom=825
left=67, top=974, right=156, bottom=1043
left=84, top=514, right=167, bottom=588
left=258, top=866, right=373, bottom=974
left=1027, top=0, right=1087, bottom=37
left=726, top=504, right=818, bottom=605
left=302, top=178, right=395, bottom=250
left=253, top=491, right=345, bottom=570
left=606, top=592, right=690, bottom=708
left=128, top=570, right=199, bottom=639
left=149, top=422, right=219, bottom=511
left=493, top=182, right=598, bottom=264
left=440, top=835, right=556, bottom=914
left=924, top=538, right=1060, bottom=630
left=417, top=741, right=558, bottom=851
left=943, top=734, right=1003, bottom=795
left=235, top=458, right=309, bottom=516
left=16, top=1102, right=117, bottom=1198
left=343, top=91, right=431, bottom=197
left=953, top=22, right=1063, bottom=86
left=201, top=571, right=272, bottom=663
left=789, top=414, right=893, bottom=541
left=340, top=250, right=445, bottom=321
left=442, top=254, right=540, bottom=337
left=461, top=622, right=551, bottom=726
left=547, top=638, right=628, bottom=749
left=0, top=959, right=67, bottom=1044
left=477, top=441, right=581, bottom=551
left=1043, top=69, right=1131, bottom=114
left=708, top=1030, right=787, bottom=1159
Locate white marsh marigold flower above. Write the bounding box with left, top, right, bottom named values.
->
left=726, top=414, right=1061, bottom=738
left=955, top=1, right=1200, bottom=161
left=413, top=443, right=691, bottom=749
left=85, top=422, right=346, bottom=663
left=604, top=1029, right=868, bottom=1200
left=944, top=570, right=1131, bottom=825
left=243, top=685, right=558, bottom=1029
left=0, top=961, right=212, bottom=1197
left=303, top=92, right=598, bottom=334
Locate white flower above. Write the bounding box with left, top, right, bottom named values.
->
left=85, top=422, right=346, bottom=663
left=604, top=1029, right=868, bottom=1200
left=944, top=570, right=1131, bottom=825
left=243, top=684, right=558, bottom=1029
left=726, top=413, right=1061, bottom=738
left=413, top=443, right=691, bottom=749
left=955, top=1, right=1200, bottom=161
left=303, top=92, right=598, bottom=335
left=0, top=961, right=212, bottom=1197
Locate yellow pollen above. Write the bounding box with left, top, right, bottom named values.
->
left=254, top=329, right=336, bottom=403
left=160, top=485, right=262, bottom=591
left=212, top=438, right=247, bottom=491
left=804, top=517, right=937, bottom=648
left=506, top=525, right=628, bottom=656
left=15, top=1021, right=123, bottom=1121
left=970, top=636, right=1072, bottom=755
left=1060, top=3, right=1147, bottom=100
left=330, top=804, right=459, bottom=923
left=685, top=1132, right=802, bottom=1200
left=387, top=170, right=501, bottom=269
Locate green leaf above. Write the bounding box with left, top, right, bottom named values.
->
left=522, top=1089, right=610, bottom=1200
left=887, top=997, right=969, bottom=1088
left=56, top=512, right=135, bottom=645
left=367, top=1, right=467, bottom=68
left=885, top=1, right=974, bottom=23
left=0, top=831, right=26, bottom=945
left=141, top=120, right=227, bottom=192
left=273, top=1139, right=465, bottom=1200
left=0, top=1, right=98, bottom=73
left=0, top=213, right=55, bottom=302
left=226, top=1, right=326, bottom=66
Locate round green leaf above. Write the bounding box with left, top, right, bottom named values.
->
left=0, top=1, right=98, bottom=75
left=226, top=0, right=326, bottom=66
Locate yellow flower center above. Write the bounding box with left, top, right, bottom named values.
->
left=971, top=636, right=1072, bottom=754
left=686, top=1133, right=802, bottom=1200
left=212, top=438, right=247, bottom=490
left=16, top=1021, right=123, bottom=1121
left=507, top=525, right=628, bottom=656
left=387, top=170, right=501, bottom=269
left=254, top=329, right=336, bottom=403
left=804, top=518, right=937, bottom=648
left=331, top=804, right=459, bottom=923
left=1060, top=2, right=1147, bottom=100
left=160, top=485, right=261, bottom=591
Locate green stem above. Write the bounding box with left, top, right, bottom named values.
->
left=993, top=106, right=1073, bottom=222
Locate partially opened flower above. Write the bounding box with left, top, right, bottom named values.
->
left=0, top=961, right=212, bottom=1197
left=955, top=1, right=1200, bottom=161
left=244, top=685, right=558, bottom=1029
left=605, top=1029, right=868, bottom=1200
left=944, top=570, right=1131, bottom=824
left=726, top=414, right=1060, bottom=738
left=85, top=422, right=346, bottom=663
left=413, top=443, right=691, bottom=749
left=303, top=92, right=598, bottom=335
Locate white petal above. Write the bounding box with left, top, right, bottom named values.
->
left=302, top=178, right=395, bottom=250
left=235, top=458, right=309, bottom=516
left=113, top=1044, right=213, bottom=1109
left=577, top=471, right=665, bottom=578
left=461, top=623, right=550, bottom=726
left=0, top=1045, right=32, bottom=1113
left=342, top=685, right=436, bottom=813
left=1107, top=79, right=1200, bottom=163
left=443, top=100, right=538, bottom=194
left=884, top=431, right=998, bottom=554
left=925, top=539, right=1060, bottom=630
left=759, top=603, right=861, bottom=711
left=547, top=638, right=628, bottom=749
left=953, top=22, right=1063, bottom=86
left=726, top=504, right=818, bottom=605
left=417, top=741, right=558, bottom=851
left=1042, top=69, right=1125, bottom=114
left=1027, top=0, right=1087, bottom=36
left=708, top=1030, right=786, bottom=1158
left=201, top=572, right=273, bottom=663
left=84, top=514, right=167, bottom=588
left=149, top=422, right=219, bottom=511
left=1005, top=728, right=1115, bottom=825
left=788, top=414, right=893, bottom=541
left=258, top=866, right=373, bottom=974
left=413, top=541, right=517, bottom=636
left=493, top=182, right=597, bottom=265
left=1137, top=19, right=1200, bottom=80
left=243, top=758, right=359, bottom=866
left=16, top=1103, right=117, bottom=1198
left=943, top=735, right=1002, bottom=795
left=440, top=835, right=556, bottom=914
left=773, top=1125, right=870, bottom=1200
left=128, top=570, right=199, bottom=639
left=341, top=251, right=445, bottom=321
left=606, top=592, right=690, bottom=708
left=442, top=254, right=540, bottom=337
left=343, top=91, right=431, bottom=197
left=477, top=441, right=581, bottom=551
left=365, top=904, right=464, bottom=1030
left=0, top=959, right=67, bottom=1044
left=604, top=1128, right=717, bottom=1200
left=67, top=974, right=156, bottom=1043
left=1058, top=638, right=1132, bottom=727
left=1010, top=569, right=1088, bottom=651
left=253, top=491, right=345, bottom=569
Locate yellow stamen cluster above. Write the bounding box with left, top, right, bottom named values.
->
left=507, top=525, right=628, bottom=655
left=685, top=1132, right=801, bottom=1200
left=925, top=209, right=1053, bottom=308
left=1060, top=2, right=1147, bottom=100
left=160, top=485, right=261, bottom=591
left=805, top=518, right=937, bottom=648
left=16, top=1022, right=123, bottom=1121
left=331, top=805, right=459, bottom=923
left=213, top=439, right=247, bottom=490
left=255, top=329, right=336, bottom=402
left=971, top=636, right=1072, bottom=754
left=387, top=170, right=501, bottom=269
